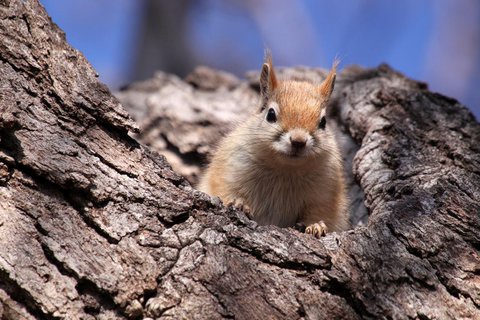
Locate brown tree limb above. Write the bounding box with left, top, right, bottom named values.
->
left=1, top=1, right=479, bottom=319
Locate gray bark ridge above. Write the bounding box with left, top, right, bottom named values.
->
left=1, top=1, right=479, bottom=319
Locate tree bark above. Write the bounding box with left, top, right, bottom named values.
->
left=1, top=1, right=479, bottom=319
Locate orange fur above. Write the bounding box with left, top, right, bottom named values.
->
left=198, top=55, right=349, bottom=237
left=274, top=81, right=323, bottom=132
left=264, top=51, right=278, bottom=89
left=319, top=59, right=339, bottom=98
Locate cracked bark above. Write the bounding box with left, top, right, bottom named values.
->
left=1, top=1, right=479, bottom=319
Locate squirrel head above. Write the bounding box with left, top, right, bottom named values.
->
left=255, top=53, right=338, bottom=162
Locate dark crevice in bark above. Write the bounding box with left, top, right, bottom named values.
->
left=11, top=156, right=121, bottom=246
left=62, top=192, right=122, bottom=245
left=321, top=276, right=376, bottom=320
left=0, top=124, right=25, bottom=161
left=432, top=266, right=480, bottom=309
left=75, top=279, right=123, bottom=318
left=34, top=221, right=121, bottom=316
left=72, top=138, right=140, bottom=179
left=140, top=287, right=158, bottom=310
left=296, top=303, right=306, bottom=318
left=4, top=146, right=122, bottom=248
left=227, top=238, right=331, bottom=273
left=160, top=131, right=207, bottom=167
left=0, top=270, right=56, bottom=320
left=198, top=281, right=235, bottom=319
left=385, top=222, right=440, bottom=260
left=156, top=210, right=190, bottom=229
left=37, top=240, right=78, bottom=284
left=0, top=55, right=38, bottom=79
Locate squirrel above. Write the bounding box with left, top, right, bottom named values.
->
left=198, top=53, right=349, bottom=238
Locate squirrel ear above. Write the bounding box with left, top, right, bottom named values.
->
left=319, top=59, right=339, bottom=100
left=260, top=52, right=278, bottom=98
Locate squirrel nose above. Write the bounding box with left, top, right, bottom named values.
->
left=290, top=137, right=307, bottom=149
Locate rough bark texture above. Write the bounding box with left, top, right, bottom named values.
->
left=1, top=1, right=479, bottom=319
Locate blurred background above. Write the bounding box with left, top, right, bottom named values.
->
left=41, top=0, right=479, bottom=118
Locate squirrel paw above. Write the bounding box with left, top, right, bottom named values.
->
left=305, top=221, right=328, bottom=238
left=228, top=199, right=252, bottom=219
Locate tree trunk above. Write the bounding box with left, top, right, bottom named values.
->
left=1, top=1, right=479, bottom=319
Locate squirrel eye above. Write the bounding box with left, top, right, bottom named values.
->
left=318, top=116, right=326, bottom=130
left=266, top=108, right=277, bottom=122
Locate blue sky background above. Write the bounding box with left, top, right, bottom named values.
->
left=41, top=0, right=479, bottom=118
